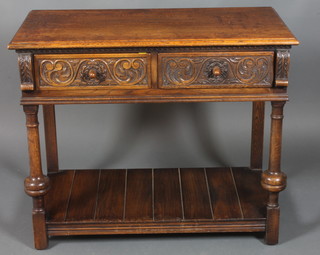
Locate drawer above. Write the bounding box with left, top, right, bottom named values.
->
left=34, top=53, right=151, bottom=89
left=158, top=52, right=274, bottom=88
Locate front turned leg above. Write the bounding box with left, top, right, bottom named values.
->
left=23, top=105, right=50, bottom=250
left=261, top=101, right=287, bottom=245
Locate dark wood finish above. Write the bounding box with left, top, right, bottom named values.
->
left=154, top=168, right=183, bottom=221
left=65, top=170, right=100, bottom=221
left=44, top=167, right=267, bottom=236
left=265, top=193, right=281, bottom=244
left=48, top=220, right=266, bottom=236
left=232, top=167, right=268, bottom=219
left=43, top=105, right=59, bottom=173
left=250, top=101, right=265, bottom=170
left=95, top=169, right=126, bottom=221
left=158, top=52, right=274, bottom=88
left=180, top=168, right=213, bottom=220
left=205, top=168, right=243, bottom=220
left=125, top=169, right=153, bottom=221
left=45, top=170, right=74, bottom=222
left=32, top=198, right=47, bottom=250
left=9, top=8, right=298, bottom=249
left=8, top=8, right=298, bottom=50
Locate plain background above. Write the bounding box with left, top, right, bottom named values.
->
left=0, top=0, right=319, bottom=254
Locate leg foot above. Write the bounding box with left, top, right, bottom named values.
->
left=33, top=198, right=48, bottom=249
left=265, top=204, right=280, bottom=245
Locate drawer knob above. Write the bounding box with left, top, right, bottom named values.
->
left=88, top=69, right=97, bottom=79
left=212, top=66, right=222, bottom=76
left=80, top=62, right=107, bottom=85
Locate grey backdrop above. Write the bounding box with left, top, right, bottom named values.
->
left=1, top=0, right=319, bottom=254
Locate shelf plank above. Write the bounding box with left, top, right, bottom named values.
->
left=205, top=168, right=243, bottom=220
left=180, top=168, right=213, bottom=220
left=45, top=167, right=267, bottom=233
left=45, top=170, right=75, bottom=222
left=232, top=167, right=268, bottom=219
left=65, top=170, right=100, bottom=221
left=95, top=169, right=126, bottom=221
left=154, top=168, right=183, bottom=221
left=125, top=169, right=153, bottom=221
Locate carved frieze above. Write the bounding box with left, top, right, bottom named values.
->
left=18, top=53, right=34, bottom=91
left=159, top=52, right=274, bottom=88
left=17, top=45, right=291, bottom=54
left=36, top=55, right=150, bottom=88
left=275, top=50, right=290, bottom=87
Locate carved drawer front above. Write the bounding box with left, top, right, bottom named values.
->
left=35, top=53, right=151, bottom=89
left=159, top=52, right=274, bottom=88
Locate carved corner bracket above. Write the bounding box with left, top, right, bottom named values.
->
left=18, top=53, right=35, bottom=91
left=275, top=50, right=290, bottom=87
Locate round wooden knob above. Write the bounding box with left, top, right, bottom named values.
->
left=212, top=66, right=221, bottom=76
left=88, top=69, right=97, bottom=79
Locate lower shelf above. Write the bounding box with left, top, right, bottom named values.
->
left=45, top=167, right=268, bottom=236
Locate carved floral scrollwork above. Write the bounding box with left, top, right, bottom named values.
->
left=40, top=60, right=75, bottom=86
left=234, top=57, right=269, bottom=84
left=165, top=58, right=197, bottom=85
left=38, top=56, right=149, bottom=87
left=113, top=59, right=146, bottom=85
left=161, top=54, right=273, bottom=87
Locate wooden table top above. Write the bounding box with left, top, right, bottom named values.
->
left=8, top=7, right=299, bottom=50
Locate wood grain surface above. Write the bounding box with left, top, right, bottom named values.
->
left=8, top=7, right=299, bottom=50
left=95, top=169, right=126, bottom=221
left=65, top=170, right=100, bottom=221
left=45, top=167, right=266, bottom=225
left=154, top=168, right=183, bottom=221
left=125, top=169, right=153, bottom=221
left=205, top=168, right=243, bottom=220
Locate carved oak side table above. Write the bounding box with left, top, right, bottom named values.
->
left=8, top=8, right=299, bottom=249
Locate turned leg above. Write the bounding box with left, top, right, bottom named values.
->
left=261, top=101, right=287, bottom=245
left=43, top=105, right=59, bottom=173
left=250, top=101, right=265, bottom=170
left=24, top=105, right=50, bottom=250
